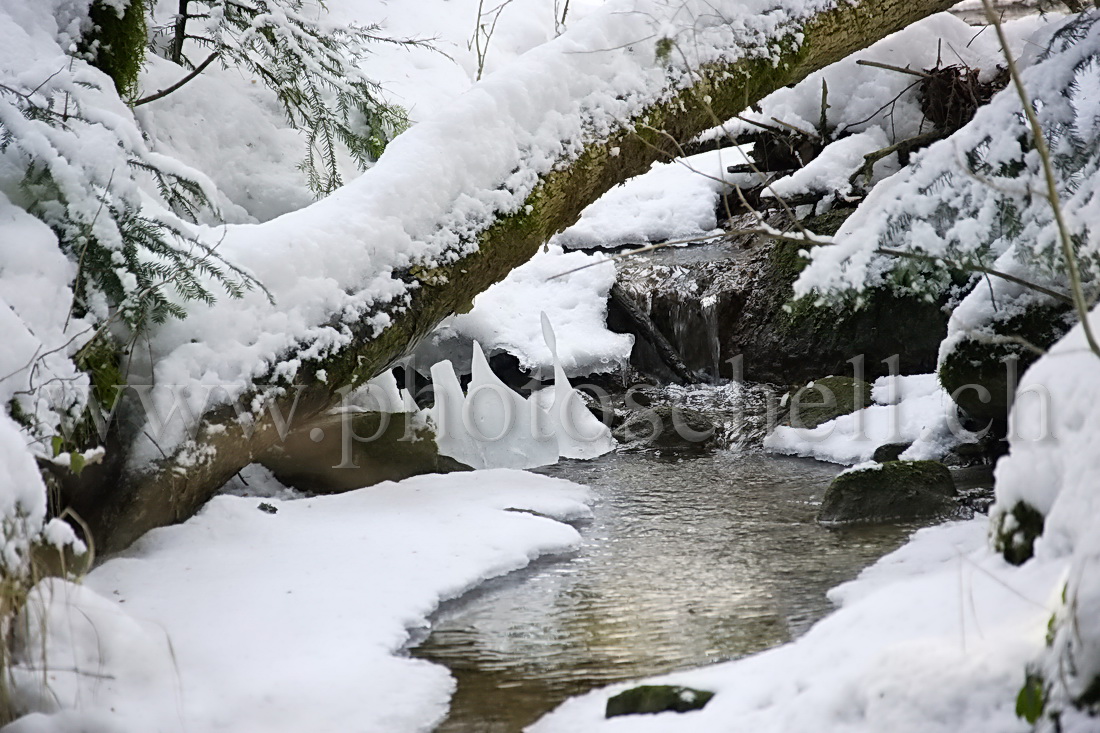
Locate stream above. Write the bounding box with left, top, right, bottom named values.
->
left=412, top=442, right=932, bottom=731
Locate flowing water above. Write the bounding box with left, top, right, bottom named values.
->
left=412, top=445, right=929, bottom=731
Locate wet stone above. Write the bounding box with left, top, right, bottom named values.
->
left=605, top=685, right=715, bottom=718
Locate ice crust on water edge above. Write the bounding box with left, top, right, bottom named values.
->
left=430, top=314, right=615, bottom=470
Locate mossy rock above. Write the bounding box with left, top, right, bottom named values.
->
left=942, top=433, right=1006, bottom=467
left=992, top=500, right=1045, bottom=566
left=81, top=0, right=147, bottom=98
left=819, top=460, right=957, bottom=524
left=735, top=208, right=950, bottom=384
left=612, top=405, right=717, bottom=452
left=605, top=685, right=715, bottom=718
left=610, top=207, right=951, bottom=386
left=787, top=375, right=873, bottom=429
left=939, top=303, right=1072, bottom=429
left=872, top=442, right=911, bottom=463
left=764, top=216, right=951, bottom=382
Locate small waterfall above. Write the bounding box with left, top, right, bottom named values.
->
left=669, top=301, right=690, bottom=355
left=701, top=295, right=721, bottom=383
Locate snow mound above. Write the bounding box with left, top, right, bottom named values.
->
left=992, top=303, right=1100, bottom=726
left=8, top=469, right=592, bottom=733
left=552, top=148, right=753, bottom=250
left=764, top=373, right=964, bottom=465
left=416, top=245, right=633, bottom=377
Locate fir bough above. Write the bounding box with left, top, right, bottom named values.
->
left=153, top=0, right=431, bottom=195
left=0, top=75, right=265, bottom=334
left=797, top=12, right=1100, bottom=306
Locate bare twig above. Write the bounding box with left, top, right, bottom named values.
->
left=851, top=130, right=945, bottom=184
left=855, top=59, right=932, bottom=78
left=836, top=79, right=922, bottom=137
left=734, top=114, right=786, bottom=135
left=132, top=52, right=219, bottom=107
left=470, top=0, right=515, bottom=81
left=549, top=228, right=1079, bottom=311
left=770, top=116, right=821, bottom=140
left=547, top=233, right=729, bottom=279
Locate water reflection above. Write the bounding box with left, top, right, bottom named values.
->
left=413, top=451, right=921, bottom=732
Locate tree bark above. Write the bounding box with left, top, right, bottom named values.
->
left=85, top=0, right=958, bottom=554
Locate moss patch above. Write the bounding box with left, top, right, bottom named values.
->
left=756, top=208, right=950, bottom=383
left=606, top=685, right=715, bottom=718
left=993, top=500, right=1046, bottom=566
left=872, top=442, right=911, bottom=462
left=788, top=375, right=873, bottom=429
left=65, top=334, right=125, bottom=451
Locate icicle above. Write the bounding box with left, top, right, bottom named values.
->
left=364, top=369, right=404, bottom=412
left=429, top=324, right=612, bottom=469
left=540, top=312, right=616, bottom=460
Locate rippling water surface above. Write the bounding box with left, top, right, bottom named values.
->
left=413, top=449, right=923, bottom=731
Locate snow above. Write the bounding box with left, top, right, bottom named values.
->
left=794, top=13, right=1095, bottom=303
left=990, top=304, right=1100, bottom=725
left=8, top=2, right=1100, bottom=732
left=326, top=0, right=606, bottom=118
left=336, top=368, right=417, bottom=414
left=552, top=148, right=753, bottom=250
left=531, top=516, right=1062, bottom=733
left=136, top=0, right=610, bottom=223
left=764, top=373, right=965, bottom=465
left=6, top=467, right=592, bottom=733
left=0, top=188, right=87, bottom=578
left=722, top=12, right=1049, bottom=154
left=414, top=244, right=634, bottom=377
left=3, top=0, right=860, bottom=467
left=764, top=128, right=890, bottom=203
left=134, top=51, right=315, bottom=223
left=935, top=252, right=1069, bottom=370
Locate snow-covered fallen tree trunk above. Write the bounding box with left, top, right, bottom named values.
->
left=87, top=0, right=958, bottom=553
